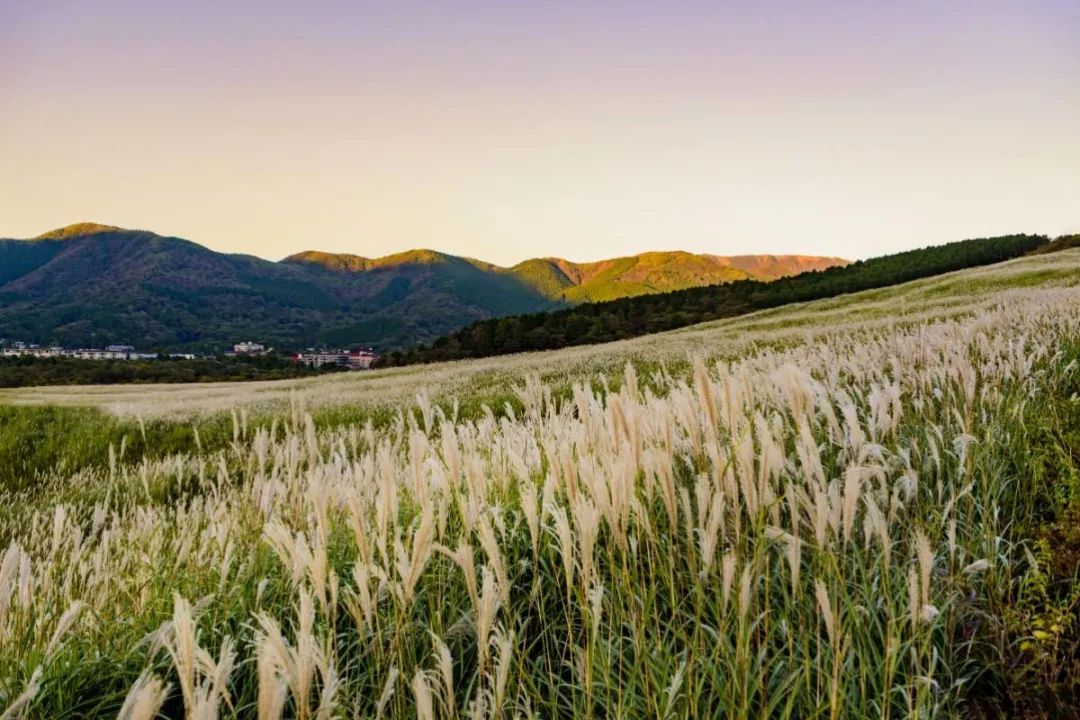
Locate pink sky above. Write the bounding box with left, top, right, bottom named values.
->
left=1, top=0, right=1077, bottom=264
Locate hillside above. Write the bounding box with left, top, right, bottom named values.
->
left=381, top=233, right=1050, bottom=364
left=0, top=228, right=551, bottom=351
left=0, top=228, right=547, bottom=351
left=284, top=247, right=845, bottom=304
left=508, top=252, right=847, bottom=302
left=4, top=248, right=1080, bottom=718
left=0, top=224, right=844, bottom=351
left=5, top=245, right=1075, bottom=416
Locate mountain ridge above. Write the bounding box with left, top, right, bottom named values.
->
left=33, top=222, right=123, bottom=240
left=0, top=223, right=848, bottom=350
left=284, top=242, right=848, bottom=303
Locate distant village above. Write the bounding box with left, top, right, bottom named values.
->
left=0, top=340, right=380, bottom=370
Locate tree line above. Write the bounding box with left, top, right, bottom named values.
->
left=377, top=234, right=1050, bottom=366
left=0, top=354, right=339, bottom=388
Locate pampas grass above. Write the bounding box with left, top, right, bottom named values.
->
left=4, top=258, right=1080, bottom=717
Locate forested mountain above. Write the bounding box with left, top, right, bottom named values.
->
left=0, top=226, right=552, bottom=350
left=284, top=248, right=845, bottom=303
left=0, top=224, right=841, bottom=351
left=379, top=234, right=1050, bottom=365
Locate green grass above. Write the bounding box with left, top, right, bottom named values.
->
left=3, top=252, right=1080, bottom=719
left=5, top=343, right=1074, bottom=717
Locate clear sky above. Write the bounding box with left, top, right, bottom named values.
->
left=1, top=0, right=1077, bottom=265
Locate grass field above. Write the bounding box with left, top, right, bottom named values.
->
left=2, top=250, right=1080, bottom=718
left=3, top=249, right=1078, bottom=420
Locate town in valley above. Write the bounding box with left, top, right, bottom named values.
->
left=0, top=339, right=380, bottom=370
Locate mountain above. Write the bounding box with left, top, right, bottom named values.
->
left=381, top=233, right=1050, bottom=366
left=286, top=249, right=847, bottom=304
left=508, top=252, right=847, bottom=303
left=0, top=224, right=847, bottom=351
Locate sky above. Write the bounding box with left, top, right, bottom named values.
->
left=1, top=0, right=1078, bottom=265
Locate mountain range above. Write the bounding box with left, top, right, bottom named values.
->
left=0, top=223, right=846, bottom=351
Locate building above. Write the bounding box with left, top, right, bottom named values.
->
left=0, top=345, right=63, bottom=359
left=70, top=349, right=124, bottom=360
left=344, top=349, right=379, bottom=369
left=69, top=348, right=153, bottom=360
left=294, top=348, right=379, bottom=370
left=0, top=343, right=156, bottom=361
left=231, top=341, right=268, bottom=355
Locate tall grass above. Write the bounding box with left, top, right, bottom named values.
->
left=2, top=288, right=1080, bottom=717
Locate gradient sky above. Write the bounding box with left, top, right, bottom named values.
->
left=2, top=0, right=1078, bottom=264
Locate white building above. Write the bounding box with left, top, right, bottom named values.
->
left=70, top=348, right=133, bottom=360
left=294, top=349, right=379, bottom=370
left=231, top=341, right=268, bottom=355
left=1, top=343, right=155, bottom=361
left=1, top=345, right=63, bottom=359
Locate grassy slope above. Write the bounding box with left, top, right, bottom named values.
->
left=384, top=234, right=1046, bottom=365
left=2, top=250, right=1080, bottom=717
left=3, top=248, right=1078, bottom=420
left=6, top=251, right=1073, bottom=493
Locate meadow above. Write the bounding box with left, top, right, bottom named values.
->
left=2, top=250, right=1080, bottom=718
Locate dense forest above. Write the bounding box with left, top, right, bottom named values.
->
left=0, top=354, right=339, bottom=388
left=1029, top=233, right=1080, bottom=256
left=378, top=234, right=1051, bottom=365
